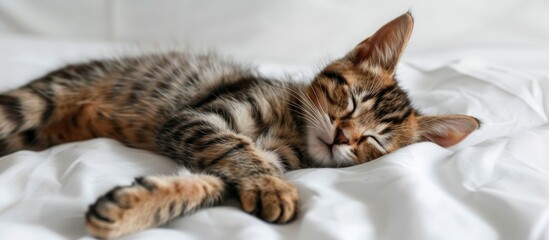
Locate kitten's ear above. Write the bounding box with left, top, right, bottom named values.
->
left=417, top=115, right=480, bottom=148
left=349, top=12, right=414, bottom=72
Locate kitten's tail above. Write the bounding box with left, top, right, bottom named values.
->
left=85, top=171, right=227, bottom=239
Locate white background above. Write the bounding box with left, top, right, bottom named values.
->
left=1, top=0, right=548, bottom=65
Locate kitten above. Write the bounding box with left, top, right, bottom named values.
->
left=0, top=13, right=478, bottom=239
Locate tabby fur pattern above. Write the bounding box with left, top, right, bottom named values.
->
left=0, top=13, right=478, bottom=239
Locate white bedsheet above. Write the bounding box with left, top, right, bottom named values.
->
left=1, top=37, right=549, bottom=240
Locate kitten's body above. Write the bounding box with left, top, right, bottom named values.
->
left=5, top=53, right=307, bottom=169
left=0, top=13, right=479, bottom=239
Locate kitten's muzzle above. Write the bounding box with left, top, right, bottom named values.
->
left=333, top=128, right=350, bottom=145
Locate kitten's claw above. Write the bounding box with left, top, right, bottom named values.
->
left=239, top=175, right=299, bottom=223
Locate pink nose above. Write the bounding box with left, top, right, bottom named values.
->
left=334, top=128, right=350, bottom=145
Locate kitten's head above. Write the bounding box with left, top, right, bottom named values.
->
left=302, top=13, right=479, bottom=167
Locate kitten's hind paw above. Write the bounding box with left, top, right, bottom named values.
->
left=85, top=177, right=160, bottom=239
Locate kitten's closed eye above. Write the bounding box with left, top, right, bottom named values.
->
left=359, top=135, right=386, bottom=152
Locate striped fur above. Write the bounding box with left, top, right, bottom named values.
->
left=0, top=13, right=479, bottom=239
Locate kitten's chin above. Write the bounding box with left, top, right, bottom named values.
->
left=306, top=134, right=333, bottom=167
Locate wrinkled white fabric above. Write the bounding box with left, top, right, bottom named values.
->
left=0, top=38, right=549, bottom=240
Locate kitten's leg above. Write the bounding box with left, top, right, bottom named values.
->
left=0, top=63, right=102, bottom=137
left=85, top=110, right=299, bottom=238
left=85, top=171, right=226, bottom=239
left=156, top=111, right=300, bottom=223
left=0, top=62, right=157, bottom=155
left=0, top=64, right=103, bottom=154
left=0, top=87, right=54, bottom=154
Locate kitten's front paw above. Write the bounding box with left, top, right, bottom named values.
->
left=239, top=175, right=299, bottom=223
left=85, top=177, right=159, bottom=239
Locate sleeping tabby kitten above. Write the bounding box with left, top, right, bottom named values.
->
left=0, top=13, right=478, bottom=238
